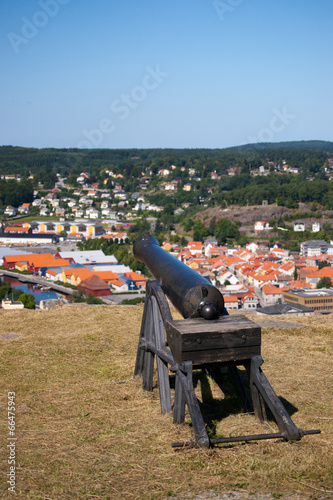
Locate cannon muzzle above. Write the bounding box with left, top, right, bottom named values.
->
left=133, top=233, right=225, bottom=320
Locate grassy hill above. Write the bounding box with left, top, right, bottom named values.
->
left=0, top=305, right=332, bottom=499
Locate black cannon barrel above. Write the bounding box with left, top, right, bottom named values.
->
left=133, top=233, right=225, bottom=320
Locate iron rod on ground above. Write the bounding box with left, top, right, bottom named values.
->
left=172, top=429, right=321, bottom=448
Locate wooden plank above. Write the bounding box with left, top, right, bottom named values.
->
left=173, top=365, right=186, bottom=424
left=169, top=314, right=259, bottom=332
left=152, top=295, right=172, bottom=414
left=181, top=345, right=261, bottom=364
left=134, top=291, right=151, bottom=378
left=139, top=339, right=175, bottom=366
left=176, top=361, right=210, bottom=448
left=250, top=355, right=301, bottom=441
left=142, top=297, right=155, bottom=392
left=151, top=283, right=173, bottom=327
left=180, top=327, right=260, bottom=352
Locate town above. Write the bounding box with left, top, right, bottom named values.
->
left=1, top=214, right=333, bottom=313
left=1, top=145, right=333, bottom=313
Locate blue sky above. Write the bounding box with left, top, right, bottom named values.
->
left=1, top=0, right=332, bottom=149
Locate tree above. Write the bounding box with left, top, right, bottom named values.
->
left=18, top=293, right=36, bottom=309
left=317, top=277, right=332, bottom=289
left=318, top=260, right=331, bottom=270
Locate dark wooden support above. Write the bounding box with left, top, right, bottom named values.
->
left=174, top=361, right=210, bottom=448
left=134, top=280, right=319, bottom=448
left=134, top=292, right=151, bottom=378
left=142, top=297, right=155, bottom=392
left=173, top=364, right=186, bottom=424
left=151, top=295, right=172, bottom=414
left=250, top=356, right=301, bottom=441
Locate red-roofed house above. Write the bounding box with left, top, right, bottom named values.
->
left=123, top=272, right=147, bottom=289
left=305, top=267, right=333, bottom=288
left=78, top=274, right=111, bottom=297
left=242, top=292, right=259, bottom=310
left=261, top=284, right=284, bottom=305
left=279, top=261, right=295, bottom=275
left=188, top=241, right=203, bottom=256
left=109, top=279, right=129, bottom=292
left=254, top=221, right=271, bottom=231
left=223, top=295, right=239, bottom=311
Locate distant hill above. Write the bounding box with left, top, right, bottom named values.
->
left=227, top=140, right=333, bottom=153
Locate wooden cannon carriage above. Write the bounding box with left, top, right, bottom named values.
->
left=133, top=234, right=320, bottom=448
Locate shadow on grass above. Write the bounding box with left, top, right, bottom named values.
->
left=170, top=366, right=299, bottom=439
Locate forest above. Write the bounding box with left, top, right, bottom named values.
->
left=1, top=141, right=333, bottom=212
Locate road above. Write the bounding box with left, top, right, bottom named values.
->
left=0, top=269, right=74, bottom=295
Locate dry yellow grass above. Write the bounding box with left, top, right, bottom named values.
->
left=0, top=305, right=332, bottom=499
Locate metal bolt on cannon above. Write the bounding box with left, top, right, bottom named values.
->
left=133, top=233, right=320, bottom=449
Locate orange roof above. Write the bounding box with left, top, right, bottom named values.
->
left=279, top=261, right=294, bottom=272
left=64, top=268, right=91, bottom=278
left=4, top=253, right=40, bottom=263
left=188, top=241, right=202, bottom=249
left=4, top=227, right=29, bottom=233
left=242, top=293, right=256, bottom=302
left=284, top=281, right=312, bottom=289
left=223, top=295, right=238, bottom=302
left=223, top=256, right=243, bottom=266
left=271, top=248, right=285, bottom=254
left=123, top=272, right=147, bottom=282
left=259, top=261, right=280, bottom=272
left=307, top=267, right=333, bottom=279
left=4, top=253, right=70, bottom=268
left=302, top=266, right=318, bottom=272
left=262, top=284, right=282, bottom=294
left=93, top=271, right=119, bottom=281
left=110, top=279, right=125, bottom=287
left=29, top=256, right=70, bottom=268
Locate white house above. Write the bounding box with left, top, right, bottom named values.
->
left=254, top=221, right=271, bottom=231
left=133, top=201, right=146, bottom=211
left=67, top=199, right=78, bottom=208
left=312, top=222, right=320, bottom=232
left=246, top=242, right=259, bottom=254
left=241, top=293, right=259, bottom=310
left=50, top=199, right=60, bottom=208
left=75, top=209, right=85, bottom=218
left=217, top=271, right=239, bottom=286
left=101, top=200, right=109, bottom=209
left=165, top=182, right=177, bottom=191
left=294, top=222, right=305, bottom=232
left=4, top=206, right=16, bottom=217
left=39, top=207, right=50, bottom=216
left=101, top=192, right=112, bottom=199
left=158, top=169, right=170, bottom=176
left=17, top=204, right=30, bottom=214
left=223, top=295, right=239, bottom=311
left=261, top=284, right=284, bottom=305
left=85, top=208, right=100, bottom=219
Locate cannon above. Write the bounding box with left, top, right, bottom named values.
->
left=133, top=233, right=320, bottom=448
left=134, top=233, right=225, bottom=320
